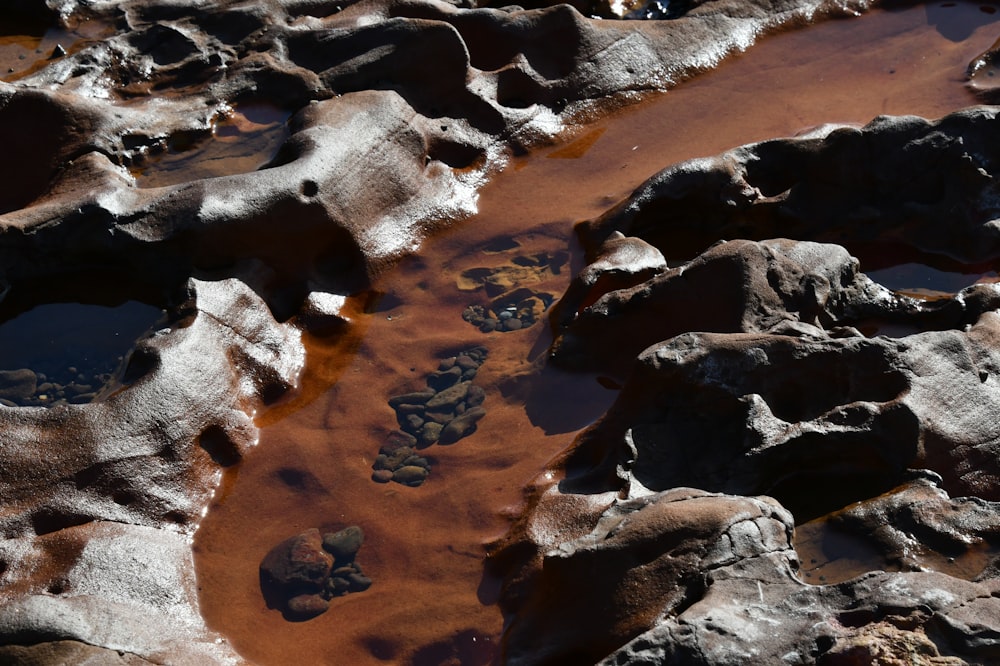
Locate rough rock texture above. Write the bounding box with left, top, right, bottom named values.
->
left=495, top=107, right=1000, bottom=665
left=0, top=0, right=881, bottom=661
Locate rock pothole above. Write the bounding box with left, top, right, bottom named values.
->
left=0, top=298, right=165, bottom=407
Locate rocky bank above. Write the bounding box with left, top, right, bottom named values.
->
left=3, top=0, right=1000, bottom=664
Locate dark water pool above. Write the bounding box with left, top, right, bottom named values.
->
left=0, top=300, right=165, bottom=407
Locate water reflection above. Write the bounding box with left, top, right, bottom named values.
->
left=129, top=103, right=292, bottom=188
left=866, top=261, right=998, bottom=299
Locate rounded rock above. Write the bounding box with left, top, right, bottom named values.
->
left=439, top=406, right=487, bottom=444
left=286, top=593, right=330, bottom=619
left=260, top=528, right=333, bottom=590
left=371, top=469, right=393, bottom=483
left=393, top=465, right=429, bottom=486
left=322, top=526, right=364, bottom=563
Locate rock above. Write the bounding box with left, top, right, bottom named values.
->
left=393, top=465, right=430, bottom=486
left=286, top=594, right=329, bottom=620
left=418, top=422, right=443, bottom=447
left=465, top=385, right=486, bottom=408
left=260, top=528, right=333, bottom=592
left=327, top=577, right=350, bottom=596
left=346, top=572, right=373, bottom=592
left=322, top=526, right=364, bottom=563
left=439, top=407, right=486, bottom=445
left=388, top=391, right=436, bottom=408
left=382, top=430, right=418, bottom=451
left=403, top=414, right=424, bottom=432
left=371, top=469, right=393, bottom=483
left=424, top=409, right=455, bottom=424
left=427, top=366, right=463, bottom=391
left=426, top=381, right=470, bottom=410
left=0, top=368, right=37, bottom=402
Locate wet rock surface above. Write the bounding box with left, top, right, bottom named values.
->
left=494, top=105, right=1000, bottom=664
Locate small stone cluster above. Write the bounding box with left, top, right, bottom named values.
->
left=462, top=288, right=553, bottom=333
left=259, top=526, right=371, bottom=621
left=372, top=347, right=488, bottom=487
left=0, top=366, right=114, bottom=407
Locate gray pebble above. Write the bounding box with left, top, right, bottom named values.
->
left=393, top=465, right=429, bottom=486
left=371, top=469, right=393, bottom=483
left=403, top=414, right=424, bottom=432
left=388, top=391, right=435, bottom=408
left=347, top=573, right=372, bottom=592
left=322, top=526, right=364, bottom=562
left=418, top=422, right=442, bottom=446
left=327, top=577, right=350, bottom=595
left=383, top=430, right=417, bottom=450
left=287, top=594, right=329, bottom=618
left=426, top=381, right=470, bottom=410
left=465, top=385, right=486, bottom=408
left=427, top=366, right=462, bottom=390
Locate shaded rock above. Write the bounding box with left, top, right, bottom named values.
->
left=0, top=639, right=156, bottom=665
left=426, top=380, right=471, bottom=411
left=497, top=489, right=796, bottom=665
left=427, top=366, right=463, bottom=391
left=382, top=430, right=418, bottom=451
left=346, top=572, right=373, bottom=592
left=551, top=238, right=909, bottom=377
left=389, top=390, right=437, bottom=408
left=286, top=594, right=330, bottom=620
left=0, top=368, right=37, bottom=403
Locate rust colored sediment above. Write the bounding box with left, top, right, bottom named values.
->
left=193, top=4, right=1000, bottom=663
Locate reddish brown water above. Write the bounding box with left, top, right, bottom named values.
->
left=194, top=3, right=1000, bottom=663
left=129, top=104, right=292, bottom=188
left=0, top=17, right=108, bottom=81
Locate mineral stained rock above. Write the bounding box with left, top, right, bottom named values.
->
left=12, top=0, right=996, bottom=663
left=495, top=107, right=1000, bottom=664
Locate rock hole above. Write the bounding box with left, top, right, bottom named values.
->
left=30, top=509, right=91, bottom=536
left=163, top=510, right=188, bottom=525
left=495, top=68, right=540, bottom=109
left=120, top=346, right=160, bottom=385
left=275, top=467, right=328, bottom=495
left=426, top=137, right=484, bottom=170
left=301, top=179, right=319, bottom=197
left=198, top=424, right=242, bottom=467
left=111, top=490, right=135, bottom=506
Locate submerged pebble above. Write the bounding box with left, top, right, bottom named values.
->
left=259, top=525, right=372, bottom=621
left=462, top=288, right=554, bottom=334
left=373, top=346, right=489, bottom=486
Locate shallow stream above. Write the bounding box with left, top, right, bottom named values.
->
left=193, top=3, right=1000, bottom=662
